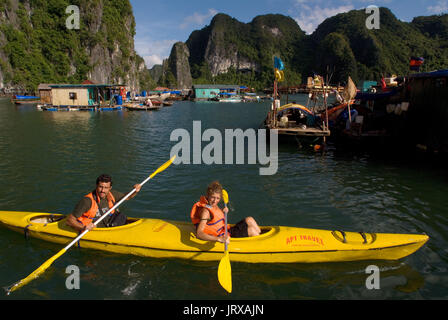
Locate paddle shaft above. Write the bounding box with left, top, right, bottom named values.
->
left=6, top=156, right=176, bottom=295
left=224, top=204, right=228, bottom=252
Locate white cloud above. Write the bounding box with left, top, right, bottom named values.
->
left=427, top=0, right=448, bottom=14
left=292, top=3, right=354, bottom=34
left=134, top=38, right=179, bottom=68
left=144, top=55, right=163, bottom=68
left=180, top=8, right=218, bottom=30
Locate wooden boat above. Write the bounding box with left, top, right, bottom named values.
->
left=12, top=95, right=41, bottom=105
left=125, top=103, right=162, bottom=111
left=264, top=103, right=330, bottom=145
left=0, top=211, right=429, bottom=263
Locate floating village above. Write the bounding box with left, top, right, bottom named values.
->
left=8, top=59, right=448, bottom=155
left=0, top=0, right=448, bottom=302
left=1, top=2, right=448, bottom=301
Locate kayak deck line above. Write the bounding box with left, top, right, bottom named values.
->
left=5, top=225, right=426, bottom=255
left=0, top=211, right=429, bottom=263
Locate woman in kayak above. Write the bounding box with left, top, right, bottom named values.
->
left=191, top=181, right=261, bottom=243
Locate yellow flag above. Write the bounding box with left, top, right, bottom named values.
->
left=275, top=69, right=284, bottom=82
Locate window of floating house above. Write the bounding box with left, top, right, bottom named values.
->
left=69, top=92, right=77, bottom=100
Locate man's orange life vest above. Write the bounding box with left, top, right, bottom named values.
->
left=77, top=191, right=117, bottom=226
left=191, top=196, right=227, bottom=237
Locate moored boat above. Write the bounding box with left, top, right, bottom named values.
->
left=0, top=211, right=428, bottom=263
left=124, top=103, right=162, bottom=111
left=12, top=95, right=41, bottom=104
left=218, top=96, right=242, bottom=103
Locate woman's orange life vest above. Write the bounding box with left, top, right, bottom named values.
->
left=191, top=196, right=228, bottom=238
left=77, top=191, right=117, bottom=226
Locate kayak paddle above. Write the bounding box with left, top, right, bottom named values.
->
left=6, top=155, right=176, bottom=295
left=217, top=189, right=232, bottom=293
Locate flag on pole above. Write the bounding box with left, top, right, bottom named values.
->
left=410, top=57, right=424, bottom=71
left=274, top=56, right=285, bottom=82
left=274, top=56, right=285, bottom=71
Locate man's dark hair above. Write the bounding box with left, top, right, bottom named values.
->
left=96, top=174, right=113, bottom=186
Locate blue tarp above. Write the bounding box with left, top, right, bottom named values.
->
left=14, top=95, right=39, bottom=100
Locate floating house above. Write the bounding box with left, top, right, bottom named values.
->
left=328, top=69, right=448, bottom=154
left=403, top=69, right=448, bottom=153
left=38, top=83, right=128, bottom=110
left=192, top=84, right=241, bottom=101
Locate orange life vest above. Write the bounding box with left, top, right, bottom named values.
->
left=77, top=191, right=117, bottom=227
left=120, top=87, right=126, bottom=99
left=190, top=196, right=228, bottom=237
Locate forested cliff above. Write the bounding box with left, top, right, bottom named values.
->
left=0, top=0, right=154, bottom=93
left=157, top=8, right=448, bottom=89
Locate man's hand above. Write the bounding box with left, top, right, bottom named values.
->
left=127, top=184, right=142, bottom=200
left=84, top=223, right=96, bottom=231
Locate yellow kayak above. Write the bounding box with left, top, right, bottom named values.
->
left=0, top=211, right=428, bottom=263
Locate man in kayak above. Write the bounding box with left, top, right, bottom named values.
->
left=191, top=181, right=261, bottom=243
left=66, top=174, right=141, bottom=232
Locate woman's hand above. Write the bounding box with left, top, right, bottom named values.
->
left=218, top=234, right=230, bottom=245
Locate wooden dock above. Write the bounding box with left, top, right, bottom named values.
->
left=273, top=126, right=331, bottom=137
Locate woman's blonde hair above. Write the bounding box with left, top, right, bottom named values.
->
left=206, top=181, right=223, bottom=197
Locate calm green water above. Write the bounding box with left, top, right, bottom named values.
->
left=0, top=96, right=447, bottom=300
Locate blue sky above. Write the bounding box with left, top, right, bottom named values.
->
left=130, top=0, right=447, bottom=68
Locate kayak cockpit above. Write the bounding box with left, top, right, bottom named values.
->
left=29, top=214, right=66, bottom=224
left=28, top=214, right=140, bottom=228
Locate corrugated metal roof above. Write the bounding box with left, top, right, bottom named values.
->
left=37, top=84, right=58, bottom=90
left=48, top=84, right=125, bottom=88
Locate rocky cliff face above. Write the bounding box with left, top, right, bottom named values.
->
left=161, top=9, right=448, bottom=89
left=184, top=13, right=305, bottom=88
left=166, top=42, right=192, bottom=89
left=0, top=0, right=151, bottom=93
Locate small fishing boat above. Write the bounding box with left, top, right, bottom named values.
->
left=218, top=96, right=242, bottom=103
left=125, top=103, right=162, bottom=111
left=0, top=211, right=428, bottom=263
left=264, top=103, right=331, bottom=146
left=12, top=95, right=41, bottom=105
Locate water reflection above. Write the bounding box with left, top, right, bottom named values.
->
left=0, top=98, right=446, bottom=299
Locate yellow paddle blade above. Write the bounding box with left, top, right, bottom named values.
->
left=150, top=155, right=176, bottom=179
left=7, top=248, right=67, bottom=295
left=222, top=189, right=229, bottom=205
left=217, top=250, right=232, bottom=293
